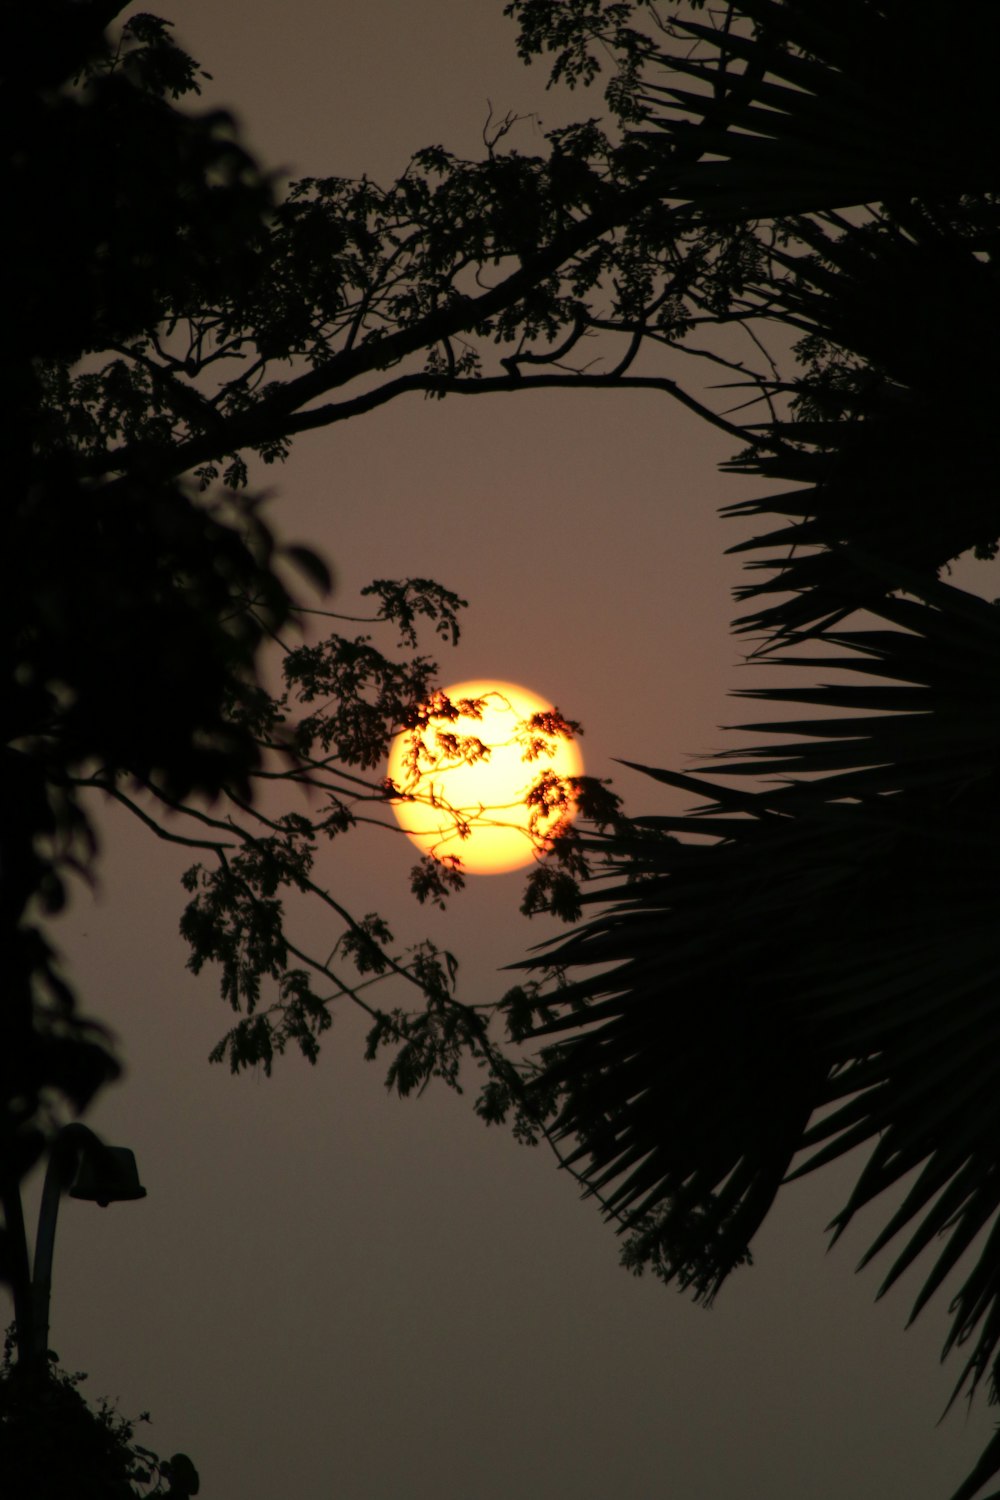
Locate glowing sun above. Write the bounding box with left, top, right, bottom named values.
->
left=386, top=679, right=584, bottom=875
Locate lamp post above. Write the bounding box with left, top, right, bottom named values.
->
left=5, top=1123, right=146, bottom=1378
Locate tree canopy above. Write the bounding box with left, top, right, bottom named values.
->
left=5, top=3, right=1000, bottom=1496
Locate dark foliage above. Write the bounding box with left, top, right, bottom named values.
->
left=0, top=1334, right=196, bottom=1499
left=5, top=0, right=602, bottom=1237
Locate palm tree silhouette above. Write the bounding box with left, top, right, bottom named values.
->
left=511, top=5, right=1000, bottom=1496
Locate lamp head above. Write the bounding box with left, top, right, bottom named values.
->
left=68, top=1144, right=147, bottom=1206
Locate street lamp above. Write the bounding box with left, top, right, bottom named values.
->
left=7, top=1123, right=146, bottom=1376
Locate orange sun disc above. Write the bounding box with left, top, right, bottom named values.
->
left=386, top=679, right=584, bottom=875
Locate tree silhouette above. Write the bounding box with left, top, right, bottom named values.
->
left=4, top=2, right=288, bottom=1302
left=7, top=2, right=1000, bottom=1494
left=1, top=0, right=611, bottom=1383
left=4, top=0, right=765, bottom=1187
left=1, top=2, right=586, bottom=1199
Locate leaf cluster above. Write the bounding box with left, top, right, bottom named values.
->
left=0, top=1333, right=196, bottom=1498
left=4, top=3, right=308, bottom=1184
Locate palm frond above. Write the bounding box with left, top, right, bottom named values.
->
left=637, top=2, right=1000, bottom=639
left=519, top=574, right=1000, bottom=1408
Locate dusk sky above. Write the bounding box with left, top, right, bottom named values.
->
left=11, top=4, right=998, bottom=1496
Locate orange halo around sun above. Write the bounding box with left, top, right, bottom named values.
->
left=386, top=679, right=585, bottom=875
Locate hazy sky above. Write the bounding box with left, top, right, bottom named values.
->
left=13, top=4, right=998, bottom=1497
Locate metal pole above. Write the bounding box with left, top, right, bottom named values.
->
left=0, top=1168, right=35, bottom=1371
left=27, top=1139, right=71, bottom=1373
left=27, top=1124, right=112, bottom=1374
